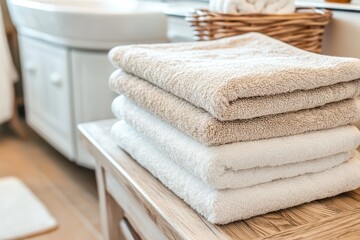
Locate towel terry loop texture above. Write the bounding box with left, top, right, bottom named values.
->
left=109, top=32, right=360, bottom=120
left=108, top=32, right=360, bottom=224
left=110, top=75, right=360, bottom=146
left=111, top=121, right=360, bottom=224
left=111, top=96, right=360, bottom=189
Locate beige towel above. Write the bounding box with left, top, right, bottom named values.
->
left=110, top=77, right=360, bottom=146
left=111, top=120, right=360, bottom=224
left=109, top=32, right=360, bottom=121
left=112, top=70, right=360, bottom=120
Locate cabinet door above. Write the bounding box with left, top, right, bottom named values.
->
left=71, top=50, right=116, bottom=168
left=19, top=36, right=75, bottom=159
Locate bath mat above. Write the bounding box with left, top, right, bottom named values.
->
left=0, top=177, right=57, bottom=239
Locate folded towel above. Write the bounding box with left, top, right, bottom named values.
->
left=222, top=0, right=295, bottom=14
left=109, top=33, right=360, bottom=121
left=111, top=70, right=360, bottom=120
left=111, top=121, right=360, bottom=224
left=112, top=120, right=356, bottom=189
left=222, top=0, right=257, bottom=14
left=209, top=0, right=218, bottom=12
left=262, top=0, right=295, bottom=14
left=112, top=97, right=360, bottom=189
left=216, top=0, right=226, bottom=13
left=110, top=79, right=360, bottom=146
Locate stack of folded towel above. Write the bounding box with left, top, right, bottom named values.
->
left=108, top=32, right=360, bottom=224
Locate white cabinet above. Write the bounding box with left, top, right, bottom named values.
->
left=18, top=36, right=115, bottom=167
left=71, top=50, right=116, bottom=168
left=19, top=36, right=76, bottom=159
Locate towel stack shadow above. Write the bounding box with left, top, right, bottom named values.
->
left=108, top=33, right=360, bottom=224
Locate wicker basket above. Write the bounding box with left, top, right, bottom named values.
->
left=186, top=8, right=332, bottom=53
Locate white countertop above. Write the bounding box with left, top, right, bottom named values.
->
left=164, top=0, right=360, bottom=17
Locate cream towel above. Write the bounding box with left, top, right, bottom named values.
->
left=110, top=83, right=360, bottom=146
left=109, top=33, right=360, bottom=121
left=111, top=70, right=360, bottom=120
left=209, top=0, right=218, bottom=12
left=111, top=121, right=360, bottom=224
left=222, top=0, right=257, bottom=14
left=222, top=0, right=295, bottom=14
left=112, top=97, right=360, bottom=189
left=262, top=0, right=295, bottom=14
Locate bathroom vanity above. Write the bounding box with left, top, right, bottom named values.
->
left=8, top=0, right=167, bottom=167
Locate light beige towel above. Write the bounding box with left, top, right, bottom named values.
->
left=112, top=70, right=360, bottom=120
left=111, top=120, right=360, bottom=224
left=109, top=32, right=360, bottom=120
left=110, top=79, right=360, bottom=146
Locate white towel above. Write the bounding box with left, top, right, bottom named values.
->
left=216, top=0, right=226, bottom=13
left=209, top=0, right=218, bottom=12
left=263, top=0, right=295, bottom=14
left=0, top=6, right=17, bottom=124
left=222, top=0, right=257, bottom=14
left=111, top=95, right=360, bottom=187
left=111, top=120, right=360, bottom=224
left=112, top=122, right=356, bottom=189
left=221, top=0, right=295, bottom=14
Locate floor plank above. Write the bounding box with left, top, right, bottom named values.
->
left=0, top=125, right=101, bottom=239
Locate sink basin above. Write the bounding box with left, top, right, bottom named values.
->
left=7, top=0, right=168, bottom=49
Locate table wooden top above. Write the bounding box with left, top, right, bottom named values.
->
left=79, top=120, right=360, bottom=240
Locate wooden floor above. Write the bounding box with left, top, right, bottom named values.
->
left=0, top=125, right=101, bottom=240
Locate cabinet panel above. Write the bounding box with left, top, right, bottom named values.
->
left=71, top=50, right=116, bottom=168
left=19, top=36, right=75, bottom=159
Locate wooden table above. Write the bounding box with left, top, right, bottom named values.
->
left=79, top=120, right=360, bottom=240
